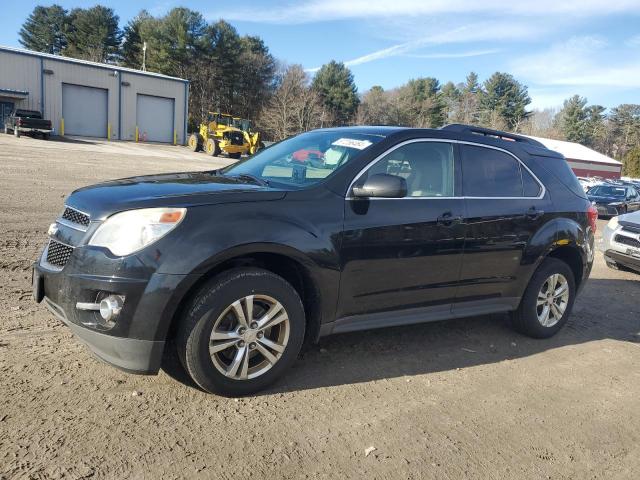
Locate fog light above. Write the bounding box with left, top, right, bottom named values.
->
left=99, top=295, right=124, bottom=322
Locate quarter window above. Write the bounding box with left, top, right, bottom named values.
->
left=461, top=145, right=532, bottom=197
left=363, top=142, right=455, bottom=197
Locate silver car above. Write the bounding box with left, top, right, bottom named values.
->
left=601, top=210, right=640, bottom=274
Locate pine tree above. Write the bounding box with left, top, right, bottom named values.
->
left=479, top=72, right=530, bottom=131
left=555, top=95, right=588, bottom=143
left=623, top=147, right=640, bottom=177
left=312, top=61, right=359, bottom=126
left=19, top=5, right=69, bottom=55
left=65, top=6, right=121, bottom=63
left=121, top=11, right=152, bottom=69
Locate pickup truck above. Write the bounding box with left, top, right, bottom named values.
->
left=4, top=109, right=52, bottom=139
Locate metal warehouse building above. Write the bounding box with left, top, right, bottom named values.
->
left=0, top=45, right=188, bottom=144
left=527, top=135, right=622, bottom=179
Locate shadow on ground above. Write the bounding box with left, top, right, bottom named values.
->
left=161, top=278, right=640, bottom=395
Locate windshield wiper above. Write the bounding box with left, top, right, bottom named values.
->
left=229, top=173, right=269, bottom=187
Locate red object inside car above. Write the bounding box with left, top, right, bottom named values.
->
left=291, top=149, right=323, bottom=162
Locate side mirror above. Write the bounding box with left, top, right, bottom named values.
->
left=352, top=173, right=407, bottom=198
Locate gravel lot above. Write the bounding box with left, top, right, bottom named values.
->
left=1, top=134, right=639, bottom=479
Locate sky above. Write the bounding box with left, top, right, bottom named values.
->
left=2, top=0, right=640, bottom=110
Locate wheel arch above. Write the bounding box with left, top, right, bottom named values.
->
left=162, top=245, right=325, bottom=350
left=527, top=217, right=592, bottom=292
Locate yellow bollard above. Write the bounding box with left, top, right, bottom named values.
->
left=135, top=126, right=139, bottom=142
left=173, top=130, right=177, bottom=146
left=107, top=123, right=111, bottom=140
left=60, top=118, right=64, bottom=136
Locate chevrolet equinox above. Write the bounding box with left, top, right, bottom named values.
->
left=33, top=124, right=596, bottom=396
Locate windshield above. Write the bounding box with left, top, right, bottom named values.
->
left=221, top=130, right=385, bottom=187
left=208, top=113, right=232, bottom=127
left=590, top=185, right=626, bottom=197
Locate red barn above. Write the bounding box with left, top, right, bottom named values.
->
left=527, top=136, right=622, bottom=179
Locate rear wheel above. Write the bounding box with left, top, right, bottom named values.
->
left=177, top=268, right=305, bottom=396
left=188, top=133, right=201, bottom=152
left=205, top=138, right=220, bottom=156
left=511, top=258, right=576, bottom=338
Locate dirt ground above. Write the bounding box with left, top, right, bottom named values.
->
left=1, top=134, right=639, bottom=480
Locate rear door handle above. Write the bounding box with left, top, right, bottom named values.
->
left=437, top=212, right=463, bottom=226
left=525, top=207, right=544, bottom=220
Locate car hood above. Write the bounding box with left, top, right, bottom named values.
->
left=588, top=195, right=625, bottom=204
left=66, top=171, right=287, bottom=219
left=618, top=209, right=640, bottom=226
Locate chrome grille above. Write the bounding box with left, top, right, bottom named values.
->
left=61, top=206, right=90, bottom=228
left=46, top=240, right=73, bottom=268
left=615, top=234, right=640, bottom=249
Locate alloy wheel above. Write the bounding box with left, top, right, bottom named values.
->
left=536, top=273, right=570, bottom=327
left=208, top=295, right=290, bottom=380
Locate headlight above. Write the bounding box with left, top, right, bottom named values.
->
left=607, top=216, right=619, bottom=229
left=89, top=207, right=186, bottom=256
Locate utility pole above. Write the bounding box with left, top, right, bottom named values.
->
left=142, top=42, right=147, bottom=71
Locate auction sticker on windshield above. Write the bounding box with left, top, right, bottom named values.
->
left=332, top=138, right=373, bottom=150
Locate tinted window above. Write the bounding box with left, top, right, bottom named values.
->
left=522, top=168, right=542, bottom=197
left=365, top=142, right=455, bottom=197
left=537, top=157, right=587, bottom=199
left=461, top=145, right=522, bottom=197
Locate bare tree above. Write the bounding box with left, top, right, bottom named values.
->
left=259, top=65, right=322, bottom=141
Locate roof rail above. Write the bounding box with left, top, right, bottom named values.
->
left=441, top=124, right=545, bottom=147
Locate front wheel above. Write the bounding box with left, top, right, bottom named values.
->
left=188, top=133, right=201, bottom=152
left=177, top=268, right=306, bottom=396
left=510, top=257, right=576, bottom=338
left=205, top=138, right=220, bottom=156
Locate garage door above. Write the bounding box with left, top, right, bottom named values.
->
left=136, top=94, right=174, bottom=143
left=62, top=84, right=108, bottom=138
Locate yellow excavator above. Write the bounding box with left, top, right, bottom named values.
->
left=188, top=112, right=264, bottom=158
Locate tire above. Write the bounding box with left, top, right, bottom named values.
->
left=510, top=257, right=576, bottom=339
left=228, top=152, right=241, bottom=160
left=188, top=133, right=201, bottom=152
left=177, top=268, right=306, bottom=396
left=42, top=133, right=50, bottom=140
left=205, top=138, right=220, bottom=156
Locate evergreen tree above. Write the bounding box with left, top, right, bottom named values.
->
left=623, top=147, right=640, bottom=177
left=65, top=6, right=121, bottom=63
left=479, top=72, right=530, bottom=130
left=555, top=95, right=588, bottom=143
left=312, top=61, right=359, bottom=126
left=19, top=5, right=69, bottom=54
left=398, top=77, right=444, bottom=128
left=121, top=11, right=152, bottom=69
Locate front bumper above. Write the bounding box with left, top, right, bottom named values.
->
left=33, top=245, right=198, bottom=374
left=42, top=295, right=165, bottom=373
left=601, top=222, right=640, bottom=273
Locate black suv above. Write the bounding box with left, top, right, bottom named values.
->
left=33, top=124, right=596, bottom=396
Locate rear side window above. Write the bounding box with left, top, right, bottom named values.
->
left=461, top=145, right=523, bottom=197
left=537, top=156, right=587, bottom=199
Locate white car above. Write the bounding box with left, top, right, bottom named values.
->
left=601, top=211, right=640, bottom=274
